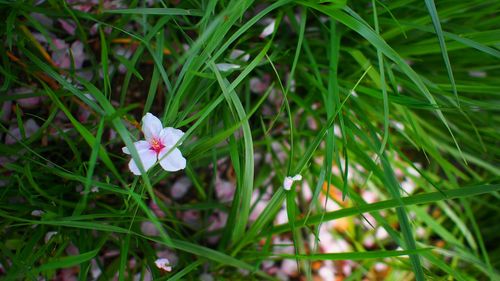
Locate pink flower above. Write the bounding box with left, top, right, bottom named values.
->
left=122, top=113, right=186, bottom=175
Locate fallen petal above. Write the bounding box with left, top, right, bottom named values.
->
left=259, top=20, right=275, bottom=38
left=216, top=63, right=240, bottom=72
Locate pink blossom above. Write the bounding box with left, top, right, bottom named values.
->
left=122, top=113, right=186, bottom=175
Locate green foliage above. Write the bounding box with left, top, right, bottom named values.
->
left=0, top=0, right=499, bottom=280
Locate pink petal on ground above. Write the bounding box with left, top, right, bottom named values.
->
left=31, top=13, right=53, bottom=27
left=71, top=41, right=86, bottom=69
left=274, top=209, right=288, bottom=225
left=58, top=19, right=76, bottom=35
left=363, top=235, right=375, bottom=248
left=58, top=268, right=78, bottom=281
left=170, top=176, right=191, bottom=199
left=52, top=38, right=68, bottom=50
left=51, top=39, right=70, bottom=68
left=156, top=249, right=178, bottom=266
left=17, top=96, right=41, bottom=109
left=65, top=243, right=80, bottom=256
left=280, top=259, right=297, bottom=276
left=140, top=221, right=159, bottom=236
left=318, top=264, right=336, bottom=281
left=90, top=259, right=102, bottom=279
left=249, top=200, right=268, bottom=222
left=0, top=101, right=12, bottom=122
left=77, top=107, right=91, bottom=122
left=249, top=77, right=269, bottom=93
left=300, top=181, right=312, bottom=201
left=103, top=0, right=127, bottom=9
left=361, top=190, right=377, bottom=204
left=215, top=178, right=235, bottom=202
left=207, top=210, right=228, bottom=243
left=5, top=119, right=40, bottom=145
left=182, top=210, right=201, bottom=229
left=12, top=87, right=42, bottom=109
left=150, top=201, right=166, bottom=218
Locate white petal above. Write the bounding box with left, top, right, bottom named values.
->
left=154, top=258, right=172, bottom=272
left=158, top=148, right=186, bottom=172
left=292, top=174, right=302, bottom=181
left=216, top=63, right=240, bottom=72
left=283, top=177, right=294, bottom=190
left=259, top=20, right=275, bottom=38
left=122, top=140, right=150, bottom=155
left=128, top=149, right=157, bottom=175
left=142, top=113, right=163, bottom=140
left=229, top=49, right=250, bottom=62
left=159, top=127, right=185, bottom=147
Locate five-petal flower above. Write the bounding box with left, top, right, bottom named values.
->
left=122, top=113, right=186, bottom=175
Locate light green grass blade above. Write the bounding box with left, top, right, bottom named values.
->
left=424, top=0, right=459, bottom=106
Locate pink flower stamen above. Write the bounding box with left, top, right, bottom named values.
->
left=149, top=138, right=165, bottom=154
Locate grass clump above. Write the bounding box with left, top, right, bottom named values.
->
left=0, top=0, right=499, bottom=280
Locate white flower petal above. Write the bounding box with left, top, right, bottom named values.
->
left=216, top=63, right=240, bottom=72
left=158, top=148, right=186, bottom=172
left=154, top=258, right=172, bottom=272
left=229, top=49, right=250, bottom=62
left=122, top=140, right=150, bottom=155
left=142, top=113, right=163, bottom=140
left=259, top=20, right=275, bottom=38
left=283, top=177, right=294, bottom=190
left=283, top=174, right=302, bottom=191
left=128, top=149, right=157, bottom=175
left=159, top=127, right=185, bottom=147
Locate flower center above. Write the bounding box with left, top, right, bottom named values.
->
left=149, top=138, right=165, bottom=154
